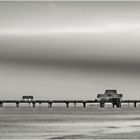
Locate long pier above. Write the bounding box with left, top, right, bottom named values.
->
left=0, top=100, right=140, bottom=108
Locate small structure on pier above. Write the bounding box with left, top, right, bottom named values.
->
left=97, top=90, right=123, bottom=107
left=22, top=96, right=33, bottom=101
left=97, top=90, right=123, bottom=101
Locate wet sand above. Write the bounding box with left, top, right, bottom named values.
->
left=0, top=106, right=140, bottom=139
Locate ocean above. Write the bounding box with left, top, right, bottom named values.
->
left=0, top=106, right=140, bottom=139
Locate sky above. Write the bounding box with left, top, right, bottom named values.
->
left=0, top=1, right=140, bottom=100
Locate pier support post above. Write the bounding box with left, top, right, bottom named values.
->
left=112, top=102, right=121, bottom=108
left=32, top=102, right=36, bottom=108
left=83, top=102, right=86, bottom=108
left=134, top=102, right=137, bottom=108
left=48, top=102, right=52, bottom=108
left=74, top=102, right=76, bottom=107
left=39, top=102, right=41, bottom=107
left=66, top=102, right=69, bottom=108
left=112, top=103, right=115, bottom=108
left=100, top=102, right=105, bottom=108
left=117, top=102, right=121, bottom=108
left=16, top=102, right=19, bottom=108
left=0, top=102, right=3, bottom=107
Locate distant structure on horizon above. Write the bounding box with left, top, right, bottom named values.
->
left=97, top=90, right=123, bottom=107
left=22, top=96, right=33, bottom=101
left=0, top=89, right=139, bottom=108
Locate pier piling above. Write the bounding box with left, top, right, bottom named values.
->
left=100, top=102, right=105, bottom=108
left=117, top=102, right=121, bottom=108
left=32, top=102, right=36, bottom=108
left=48, top=102, right=52, bottom=108
left=83, top=102, right=86, bottom=108
left=112, top=103, right=115, bottom=108
left=16, top=102, right=19, bottom=108
left=0, top=102, right=3, bottom=107
left=74, top=102, right=76, bottom=107
left=112, top=102, right=121, bottom=108
left=134, top=102, right=137, bottom=107
left=66, top=102, right=69, bottom=108
left=39, top=102, right=41, bottom=107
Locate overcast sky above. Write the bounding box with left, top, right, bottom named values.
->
left=0, top=1, right=140, bottom=100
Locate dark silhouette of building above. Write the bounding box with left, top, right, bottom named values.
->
left=97, top=90, right=123, bottom=107
left=22, top=96, right=33, bottom=101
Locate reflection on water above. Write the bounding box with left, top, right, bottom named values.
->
left=0, top=106, right=140, bottom=139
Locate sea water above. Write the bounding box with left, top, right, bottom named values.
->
left=0, top=106, right=140, bottom=139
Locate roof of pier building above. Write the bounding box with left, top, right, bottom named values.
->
left=22, top=96, right=33, bottom=100
left=97, top=90, right=123, bottom=100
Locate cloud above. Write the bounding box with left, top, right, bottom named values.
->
left=0, top=22, right=140, bottom=35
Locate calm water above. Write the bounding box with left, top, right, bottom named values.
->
left=0, top=106, right=140, bottom=139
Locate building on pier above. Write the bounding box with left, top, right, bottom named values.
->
left=97, top=90, right=123, bottom=107
left=97, top=90, right=123, bottom=101
left=22, top=96, right=33, bottom=101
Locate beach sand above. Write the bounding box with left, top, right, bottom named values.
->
left=0, top=106, right=140, bottom=139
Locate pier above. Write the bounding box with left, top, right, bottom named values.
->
left=0, top=90, right=139, bottom=108
left=0, top=99, right=140, bottom=108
